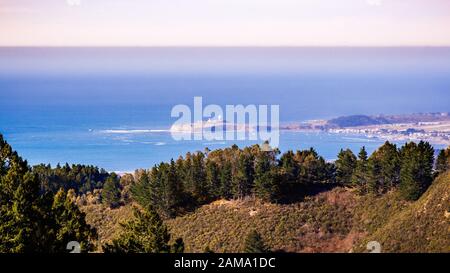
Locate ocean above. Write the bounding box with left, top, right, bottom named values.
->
left=0, top=47, right=449, bottom=171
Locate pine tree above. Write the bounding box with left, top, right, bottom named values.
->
left=300, top=149, right=330, bottom=184
left=182, top=152, right=193, bottom=194
left=51, top=189, right=97, bottom=252
left=101, top=174, right=121, bottom=208
left=232, top=153, right=254, bottom=199
left=335, top=149, right=357, bottom=186
left=399, top=141, right=435, bottom=201
left=31, top=163, right=112, bottom=195
left=243, top=230, right=269, bottom=253
left=103, top=205, right=183, bottom=253
left=279, top=150, right=298, bottom=183
left=149, top=165, right=163, bottom=209
left=436, top=147, right=450, bottom=174
left=160, top=160, right=184, bottom=218
left=130, top=170, right=152, bottom=208
left=254, top=152, right=281, bottom=202
left=368, top=142, right=401, bottom=193
left=1, top=171, right=47, bottom=252
left=352, top=146, right=370, bottom=194
left=191, top=152, right=208, bottom=203
left=399, top=142, right=421, bottom=201
left=416, top=141, right=435, bottom=193
left=219, top=161, right=233, bottom=199
left=0, top=134, right=96, bottom=253
left=206, top=160, right=221, bottom=199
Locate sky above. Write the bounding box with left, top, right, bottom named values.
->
left=0, top=0, right=450, bottom=46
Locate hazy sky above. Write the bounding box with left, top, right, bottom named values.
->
left=1, top=0, right=450, bottom=46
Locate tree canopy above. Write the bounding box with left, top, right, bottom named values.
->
left=0, top=134, right=96, bottom=253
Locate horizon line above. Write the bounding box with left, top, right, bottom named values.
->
left=2, top=45, right=450, bottom=48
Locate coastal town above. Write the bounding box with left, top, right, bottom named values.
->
left=282, top=113, right=450, bottom=146
left=328, top=122, right=450, bottom=145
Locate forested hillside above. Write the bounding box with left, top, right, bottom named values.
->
left=1, top=133, right=449, bottom=253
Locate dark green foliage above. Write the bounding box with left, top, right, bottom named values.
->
left=50, top=189, right=98, bottom=252
left=435, top=147, right=450, bottom=174
left=367, top=142, right=401, bottom=194
left=132, top=161, right=187, bottom=218
left=243, top=230, right=270, bottom=253
left=171, top=238, right=185, bottom=253
left=254, top=152, right=281, bottom=202
left=181, top=152, right=208, bottom=203
left=32, top=163, right=111, bottom=195
left=0, top=134, right=96, bottom=253
left=232, top=152, right=255, bottom=199
left=335, top=149, right=357, bottom=186
left=101, top=173, right=121, bottom=208
left=206, top=160, right=221, bottom=199
left=130, top=170, right=152, bottom=208
left=349, top=141, right=434, bottom=200
left=128, top=144, right=336, bottom=210
left=254, top=171, right=281, bottom=203
left=191, top=153, right=208, bottom=202
left=219, top=161, right=233, bottom=199
left=399, top=141, right=435, bottom=201
left=279, top=150, right=298, bottom=183
left=130, top=141, right=438, bottom=215
left=130, top=144, right=313, bottom=214
left=103, top=206, right=183, bottom=253
left=160, top=160, right=185, bottom=217
left=352, top=147, right=370, bottom=194
left=295, top=148, right=333, bottom=185
left=367, top=156, right=382, bottom=194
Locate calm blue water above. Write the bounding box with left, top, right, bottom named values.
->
left=0, top=48, right=449, bottom=171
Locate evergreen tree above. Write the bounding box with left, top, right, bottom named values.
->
left=182, top=152, right=193, bottom=194
left=191, top=152, right=208, bottom=203
left=0, top=134, right=96, bottom=252
left=232, top=153, right=254, bottom=199
left=51, top=189, right=97, bottom=252
left=279, top=150, right=298, bottom=183
left=399, top=142, right=421, bottom=201
left=243, top=230, right=269, bottom=253
left=206, top=160, right=221, bottom=199
left=32, top=163, right=111, bottom=195
left=0, top=171, right=49, bottom=252
left=300, top=149, right=330, bottom=184
left=101, top=174, right=121, bottom=208
left=335, top=149, right=357, bottom=186
left=368, top=142, right=401, bottom=193
left=367, top=156, right=382, bottom=194
left=103, top=206, right=183, bottom=253
left=160, top=160, right=184, bottom=218
left=130, top=170, right=152, bottom=208
left=352, top=146, right=370, bottom=194
left=254, top=152, right=281, bottom=202
left=219, top=161, right=233, bottom=199
left=417, top=141, right=435, bottom=192
left=436, top=148, right=450, bottom=174
left=149, top=165, right=163, bottom=209
left=399, top=141, right=435, bottom=201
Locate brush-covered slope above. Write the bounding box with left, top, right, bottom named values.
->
left=355, top=172, right=450, bottom=253
left=81, top=172, right=449, bottom=253
left=166, top=188, right=362, bottom=253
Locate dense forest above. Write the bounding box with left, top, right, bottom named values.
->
left=1, top=133, right=449, bottom=253
left=128, top=140, right=439, bottom=218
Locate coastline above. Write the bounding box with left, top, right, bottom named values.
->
left=280, top=113, right=450, bottom=147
